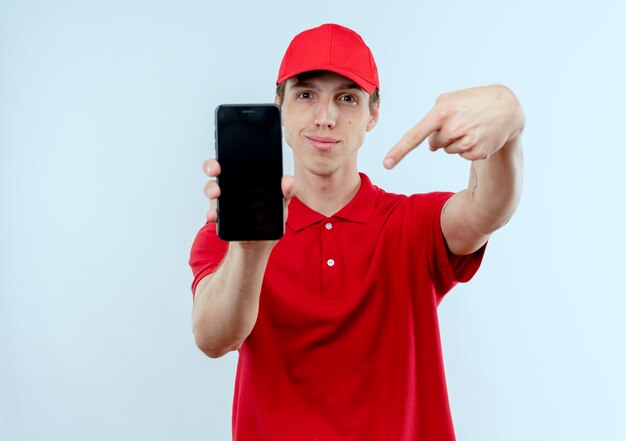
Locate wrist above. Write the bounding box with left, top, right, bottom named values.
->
left=231, top=240, right=276, bottom=257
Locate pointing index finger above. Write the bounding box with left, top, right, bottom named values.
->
left=383, top=107, right=444, bottom=169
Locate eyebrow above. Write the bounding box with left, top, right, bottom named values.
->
left=291, top=80, right=362, bottom=92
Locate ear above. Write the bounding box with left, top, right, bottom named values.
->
left=366, top=100, right=380, bottom=132
left=274, top=95, right=285, bottom=126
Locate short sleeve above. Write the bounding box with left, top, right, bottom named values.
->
left=409, top=192, right=487, bottom=303
left=188, top=221, right=229, bottom=296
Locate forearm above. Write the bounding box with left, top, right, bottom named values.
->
left=192, top=242, right=274, bottom=358
left=465, top=136, right=524, bottom=235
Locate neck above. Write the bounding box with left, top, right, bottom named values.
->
left=293, top=167, right=362, bottom=217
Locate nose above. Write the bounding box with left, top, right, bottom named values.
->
left=314, top=101, right=336, bottom=129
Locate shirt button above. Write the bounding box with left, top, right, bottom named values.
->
left=325, top=222, right=333, bottom=230
left=327, top=259, right=335, bottom=267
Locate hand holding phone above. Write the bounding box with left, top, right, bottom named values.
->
left=203, top=159, right=294, bottom=242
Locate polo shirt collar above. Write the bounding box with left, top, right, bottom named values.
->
left=287, top=173, right=378, bottom=231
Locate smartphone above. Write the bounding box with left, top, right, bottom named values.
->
left=215, top=104, right=284, bottom=241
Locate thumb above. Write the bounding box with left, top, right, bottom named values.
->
left=281, top=175, right=295, bottom=202
left=281, top=175, right=295, bottom=227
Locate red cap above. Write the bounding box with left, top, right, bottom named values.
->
left=276, top=23, right=379, bottom=94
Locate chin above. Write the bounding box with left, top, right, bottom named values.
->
left=305, top=161, right=339, bottom=177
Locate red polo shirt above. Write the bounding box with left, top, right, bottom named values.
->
left=189, top=173, right=486, bottom=441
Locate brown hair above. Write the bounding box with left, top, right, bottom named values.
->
left=275, top=71, right=380, bottom=113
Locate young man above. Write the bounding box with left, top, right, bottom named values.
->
left=189, top=23, right=524, bottom=440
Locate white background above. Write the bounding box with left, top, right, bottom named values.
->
left=1, top=0, right=624, bottom=439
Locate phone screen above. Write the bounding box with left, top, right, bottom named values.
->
left=215, top=104, right=284, bottom=241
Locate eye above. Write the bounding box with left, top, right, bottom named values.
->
left=339, top=94, right=357, bottom=104
left=297, top=91, right=312, bottom=100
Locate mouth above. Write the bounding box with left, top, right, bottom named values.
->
left=305, top=136, right=340, bottom=151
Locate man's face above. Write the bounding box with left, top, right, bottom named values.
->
left=277, top=71, right=379, bottom=177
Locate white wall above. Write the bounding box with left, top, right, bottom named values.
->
left=1, top=0, right=624, bottom=439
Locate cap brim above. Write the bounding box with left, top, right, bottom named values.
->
left=277, top=65, right=377, bottom=94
